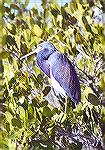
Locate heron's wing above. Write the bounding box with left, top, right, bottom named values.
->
left=37, top=60, right=50, bottom=77
left=51, top=53, right=81, bottom=103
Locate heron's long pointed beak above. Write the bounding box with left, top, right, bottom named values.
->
left=20, top=46, right=42, bottom=60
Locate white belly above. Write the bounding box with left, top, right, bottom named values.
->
left=50, top=71, right=66, bottom=97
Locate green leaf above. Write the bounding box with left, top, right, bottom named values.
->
left=32, top=97, right=39, bottom=108
left=75, top=33, right=83, bottom=44
left=28, top=104, right=34, bottom=115
left=2, top=34, right=7, bottom=46
left=92, top=109, right=98, bottom=125
left=37, top=74, right=43, bottom=86
left=49, top=28, right=54, bottom=35
left=70, top=2, right=77, bottom=13
left=5, top=111, right=13, bottom=123
left=43, top=106, right=52, bottom=118
left=10, top=4, right=20, bottom=10
left=88, top=93, right=100, bottom=106
left=82, top=16, right=93, bottom=33
left=33, top=66, right=41, bottom=75
left=24, top=0, right=29, bottom=7
left=18, top=106, right=25, bottom=119
left=57, top=14, right=63, bottom=27
left=0, top=51, right=9, bottom=59
left=36, top=108, right=42, bottom=122
left=83, top=111, right=88, bottom=122
left=0, top=141, right=9, bottom=150
left=84, top=130, right=91, bottom=137
left=69, top=143, right=80, bottom=150
left=40, top=101, right=48, bottom=107
left=51, top=108, right=58, bottom=115
left=20, top=42, right=28, bottom=55
left=7, top=24, right=16, bottom=35
left=42, top=86, right=51, bottom=96
left=32, top=25, right=42, bottom=37
left=0, top=60, right=4, bottom=73
left=82, top=16, right=87, bottom=24
left=23, top=29, right=31, bottom=42
left=42, top=0, right=47, bottom=9
left=4, top=122, right=10, bottom=133
left=6, top=35, right=16, bottom=45
left=100, top=77, right=105, bottom=90
left=32, top=8, right=38, bottom=16
left=51, top=8, right=60, bottom=17
left=11, top=118, right=22, bottom=128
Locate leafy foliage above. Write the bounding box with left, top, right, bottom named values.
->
left=0, top=0, right=105, bottom=149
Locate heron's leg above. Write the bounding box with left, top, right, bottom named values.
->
left=65, top=96, right=68, bottom=113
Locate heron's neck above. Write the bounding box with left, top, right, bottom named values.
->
left=37, top=51, right=56, bottom=77
left=48, top=51, right=60, bottom=66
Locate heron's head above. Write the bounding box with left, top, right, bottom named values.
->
left=20, top=41, right=56, bottom=60
left=35, top=41, right=56, bottom=55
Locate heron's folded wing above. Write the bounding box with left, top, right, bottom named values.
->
left=37, top=60, right=50, bottom=77
left=51, top=54, right=81, bottom=103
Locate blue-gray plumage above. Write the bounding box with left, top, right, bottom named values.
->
left=21, top=41, right=81, bottom=106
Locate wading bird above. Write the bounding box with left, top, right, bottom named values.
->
left=21, top=41, right=81, bottom=113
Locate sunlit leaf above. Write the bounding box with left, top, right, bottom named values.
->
left=23, top=29, right=31, bottom=42
left=70, top=2, right=77, bottom=13
left=18, top=106, right=25, bottom=119
left=56, top=14, right=63, bottom=27
left=5, top=111, right=13, bottom=123
left=28, top=104, right=34, bottom=115
left=7, top=24, right=16, bottom=35
left=32, top=25, right=42, bottom=37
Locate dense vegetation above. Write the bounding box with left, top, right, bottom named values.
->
left=0, top=0, right=105, bottom=149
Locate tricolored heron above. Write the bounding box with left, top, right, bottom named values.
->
left=21, top=41, right=81, bottom=113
